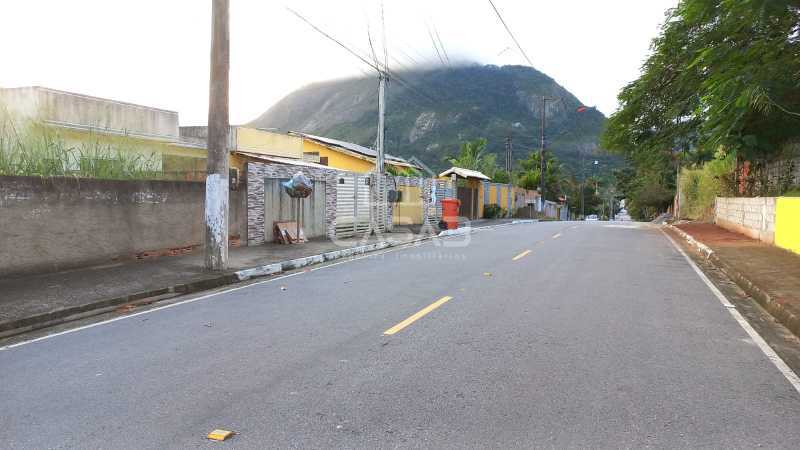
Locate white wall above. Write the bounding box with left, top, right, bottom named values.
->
left=715, top=197, right=776, bottom=244
left=0, top=86, right=179, bottom=141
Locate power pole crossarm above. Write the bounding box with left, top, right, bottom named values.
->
left=204, top=0, right=230, bottom=271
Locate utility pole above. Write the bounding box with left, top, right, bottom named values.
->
left=370, top=71, right=387, bottom=235
left=580, top=149, right=585, bottom=219
left=538, top=96, right=556, bottom=212
left=376, top=73, right=386, bottom=174
left=204, top=0, right=230, bottom=271
left=505, top=135, right=512, bottom=173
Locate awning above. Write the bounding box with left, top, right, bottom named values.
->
left=234, top=151, right=333, bottom=170
left=438, top=166, right=491, bottom=181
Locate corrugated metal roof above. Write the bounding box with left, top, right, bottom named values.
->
left=439, top=167, right=492, bottom=180
left=292, top=132, right=415, bottom=166
left=233, top=151, right=333, bottom=170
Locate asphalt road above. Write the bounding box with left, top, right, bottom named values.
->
left=2, top=221, right=800, bottom=449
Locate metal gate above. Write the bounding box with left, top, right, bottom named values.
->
left=457, top=186, right=478, bottom=220
left=263, top=177, right=327, bottom=240
left=335, top=172, right=372, bottom=237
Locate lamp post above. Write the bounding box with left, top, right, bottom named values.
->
left=576, top=106, right=591, bottom=220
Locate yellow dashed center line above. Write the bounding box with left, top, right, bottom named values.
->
left=383, top=296, right=453, bottom=335
left=512, top=249, right=532, bottom=261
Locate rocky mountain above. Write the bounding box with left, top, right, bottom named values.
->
left=250, top=64, right=610, bottom=174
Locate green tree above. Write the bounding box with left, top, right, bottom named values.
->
left=492, top=169, right=511, bottom=184
left=602, top=0, right=800, bottom=209
left=447, top=138, right=499, bottom=178
left=516, top=150, right=568, bottom=202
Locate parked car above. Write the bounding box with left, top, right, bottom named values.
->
left=585, top=214, right=599, bottom=221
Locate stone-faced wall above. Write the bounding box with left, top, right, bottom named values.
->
left=715, top=197, right=776, bottom=244
left=246, top=162, right=338, bottom=245
left=0, top=176, right=247, bottom=277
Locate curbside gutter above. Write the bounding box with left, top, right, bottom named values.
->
left=666, top=224, right=800, bottom=339
left=0, top=219, right=539, bottom=340
left=0, top=274, right=239, bottom=339
left=668, top=224, right=714, bottom=259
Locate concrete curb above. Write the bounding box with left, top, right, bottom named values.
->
left=0, top=219, right=539, bottom=339
left=0, top=273, right=239, bottom=339
left=666, top=224, right=800, bottom=339
left=667, top=224, right=714, bottom=259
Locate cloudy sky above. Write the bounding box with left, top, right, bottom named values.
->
left=0, top=0, right=676, bottom=125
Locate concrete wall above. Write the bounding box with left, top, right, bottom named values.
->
left=179, top=125, right=237, bottom=150
left=482, top=182, right=514, bottom=217
left=391, top=177, right=424, bottom=226
left=1, top=86, right=179, bottom=141
left=237, top=127, right=303, bottom=159
left=714, top=197, right=776, bottom=244
left=0, top=176, right=246, bottom=277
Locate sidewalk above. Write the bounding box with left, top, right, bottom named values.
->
left=669, top=222, right=800, bottom=338
left=0, top=219, right=519, bottom=338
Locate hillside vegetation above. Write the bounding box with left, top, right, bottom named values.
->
left=251, top=64, right=609, bottom=174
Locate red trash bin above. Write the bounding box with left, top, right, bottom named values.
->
left=441, top=198, right=461, bottom=230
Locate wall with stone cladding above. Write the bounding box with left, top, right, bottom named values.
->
left=246, top=162, right=338, bottom=245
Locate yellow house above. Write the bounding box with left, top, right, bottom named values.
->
left=180, top=126, right=306, bottom=176
left=293, top=132, right=420, bottom=174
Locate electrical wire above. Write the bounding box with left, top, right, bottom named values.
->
left=486, top=0, right=535, bottom=67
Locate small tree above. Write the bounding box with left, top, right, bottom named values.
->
left=447, top=138, right=498, bottom=177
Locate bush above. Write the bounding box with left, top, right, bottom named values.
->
left=483, top=204, right=505, bottom=219
left=679, top=150, right=736, bottom=220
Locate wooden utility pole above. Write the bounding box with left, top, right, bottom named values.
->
left=204, top=0, right=230, bottom=271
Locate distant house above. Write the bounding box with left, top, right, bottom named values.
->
left=0, top=86, right=209, bottom=180
left=292, top=132, right=420, bottom=174
left=0, top=86, right=324, bottom=181
left=179, top=126, right=329, bottom=178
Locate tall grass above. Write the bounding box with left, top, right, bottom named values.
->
left=0, top=111, right=162, bottom=180
left=679, top=149, right=736, bottom=221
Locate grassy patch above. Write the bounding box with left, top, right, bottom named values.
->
left=0, top=112, right=163, bottom=180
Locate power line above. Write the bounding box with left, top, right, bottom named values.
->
left=426, top=24, right=446, bottom=66
left=381, top=0, right=389, bottom=72
left=487, top=0, right=535, bottom=67
left=433, top=24, right=450, bottom=65
left=286, top=7, right=381, bottom=74
left=366, top=24, right=382, bottom=70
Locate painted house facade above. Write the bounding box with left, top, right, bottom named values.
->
left=293, top=132, right=420, bottom=174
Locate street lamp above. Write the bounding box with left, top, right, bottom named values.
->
left=576, top=105, right=592, bottom=219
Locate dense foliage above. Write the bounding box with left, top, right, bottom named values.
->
left=446, top=138, right=497, bottom=176
left=602, top=0, right=800, bottom=218
left=678, top=149, right=737, bottom=220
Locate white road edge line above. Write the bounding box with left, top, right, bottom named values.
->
left=661, top=228, right=800, bottom=395
left=0, top=237, right=436, bottom=352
